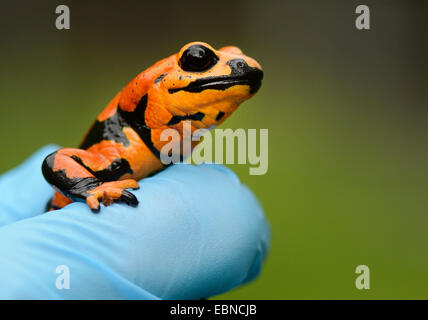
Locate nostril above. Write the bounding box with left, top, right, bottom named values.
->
left=228, top=58, right=249, bottom=75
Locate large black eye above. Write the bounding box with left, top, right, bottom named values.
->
left=179, top=45, right=218, bottom=72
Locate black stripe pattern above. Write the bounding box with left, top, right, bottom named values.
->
left=42, top=152, right=102, bottom=201
left=79, top=94, right=161, bottom=159
left=167, top=112, right=205, bottom=125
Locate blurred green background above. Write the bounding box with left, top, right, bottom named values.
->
left=0, top=0, right=427, bottom=299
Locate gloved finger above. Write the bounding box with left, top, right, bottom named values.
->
left=0, top=163, right=270, bottom=299
left=0, top=145, right=59, bottom=227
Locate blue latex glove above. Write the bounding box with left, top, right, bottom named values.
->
left=0, top=145, right=270, bottom=299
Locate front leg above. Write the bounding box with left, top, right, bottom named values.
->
left=42, top=148, right=139, bottom=212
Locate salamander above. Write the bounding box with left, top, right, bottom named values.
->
left=42, top=42, right=263, bottom=212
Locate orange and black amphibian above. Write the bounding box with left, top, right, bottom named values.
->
left=42, top=42, right=263, bottom=212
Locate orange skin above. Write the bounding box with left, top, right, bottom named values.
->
left=42, top=42, right=263, bottom=212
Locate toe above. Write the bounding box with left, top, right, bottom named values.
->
left=86, top=195, right=100, bottom=213
left=120, top=190, right=139, bottom=207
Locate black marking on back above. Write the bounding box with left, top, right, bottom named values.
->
left=79, top=95, right=160, bottom=159
left=167, top=112, right=205, bottom=125
left=117, top=95, right=161, bottom=159
left=80, top=113, right=129, bottom=149
left=216, top=111, right=225, bottom=121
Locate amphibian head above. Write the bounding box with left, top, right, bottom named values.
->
left=116, top=41, right=263, bottom=131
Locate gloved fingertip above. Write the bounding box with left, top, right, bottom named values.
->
left=243, top=223, right=271, bottom=284
left=236, top=184, right=271, bottom=285
left=0, top=144, right=62, bottom=226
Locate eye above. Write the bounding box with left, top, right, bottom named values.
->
left=179, top=45, right=218, bottom=72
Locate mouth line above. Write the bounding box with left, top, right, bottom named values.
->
left=168, top=75, right=262, bottom=94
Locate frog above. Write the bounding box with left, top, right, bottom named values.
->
left=42, top=41, right=263, bottom=212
